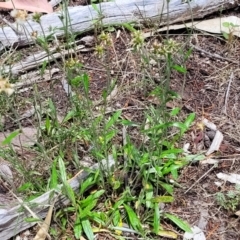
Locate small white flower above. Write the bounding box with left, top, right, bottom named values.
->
left=10, top=9, right=28, bottom=25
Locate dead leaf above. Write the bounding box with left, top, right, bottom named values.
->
left=183, top=226, right=206, bottom=240
left=33, top=204, right=54, bottom=240
left=0, top=0, right=53, bottom=13
left=157, top=230, right=178, bottom=239
left=235, top=210, right=240, bottom=217
left=205, top=130, right=223, bottom=156
left=217, top=172, right=240, bottom=185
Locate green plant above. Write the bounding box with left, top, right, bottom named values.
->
left=222, top=21, right=239, bottom=42
left=0, top=1, right=202, bottom=239
left=216, top=184, right=240, bottom=211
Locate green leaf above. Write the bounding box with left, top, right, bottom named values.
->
left=222, top=22, right=230, bottom=28
left=58, top=155, right=67, bottom=182
left=17, top=182, right=33, bottom=192
left=74, top=215, right=82, bottom=239
left=153, top=203, right=160, bottom=234
left=104, top=130, right=117, bottom=143
left=122, top=23, right=136, bottom=32
left=121, top=120, right=139, bottom=126
left=159, top=182, right=173, bottom=195
left=171, top=122, right=187, bottom=132
left=171, top=167, right=179, bottom=180
left=146, top=190, right=153, bottom=208
left=183, top=113, right=195, bottom=130
left=92, top=189, right=105, bottom=199
left=113, top=199, right=125, bottom=210
left=40, top=60, right=47, bottom=77
left=172, top=65, right=187, bottom=73
left=80, top=175, right=95, bottom=195
left=63, top=182, right=76, bottom=207
left=2, top=129, right=20, bottom=145
left=105, top=110, right=121, bottom=130
left=162, top=164, right=181, bottom=176
left=124, top=204, right=142, bottom=232
left=80, top=195, right=94, bottom=208
left=24, top=217, right=41, bottom=223
left=160, top=148, right=183, bottom=157
left=81, top=199, right=98, bottom=218
left=144, top=181, right=153, bottom=208
left=91, top=212, right=107, bottom=225
left=82, top=73, right=90, bottom=94
left=49, top=159, right=58, bottom=189
left=184, top=154, right=205, bottom=162
left=48, top=99, right=56, bottom=116
left=63, top=110, right=75, bottom=123
left=165, top=213, right=192, bottom=233
left=82, top=219, right=94, bottom=240
left=222, top=31, right=229, bottom=40
left=58, top=155, right=76, bottom=206
left=152, top=196, right=174, bottom=203
left=112, top=210, right=121, bottom=226
left=45, top=116, right=51, bottom=135
left=184, top=48, right=193, bottom=62
left=71, top=76, right=82, bottom=88
left=170, top=107, right=180, bottom=116
left=112, top=180, right=121, bottom=190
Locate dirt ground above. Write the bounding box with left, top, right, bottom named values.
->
left=1, top=1, right=240, bottom=240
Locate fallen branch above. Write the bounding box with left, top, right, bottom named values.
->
left=0, top=156, right=115, bottom=239
left=0, top=0, right=239, bottom=50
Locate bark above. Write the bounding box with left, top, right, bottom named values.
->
left=0, top=0, right=239, bottom=51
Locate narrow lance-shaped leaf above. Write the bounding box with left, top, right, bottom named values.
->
left=49, top=159, right=58, bottom=189
left=165, top=213, right=192, bottom=233
left=105, top=110, right=122, bottom=130
left=2, top=129, right=20, bottom=145
left=153, top=203, right=160, bottom=234
left=74, top=213, right=82, bottom=239
left=82, top=219, right=94, bottom=240
left=124, top=204, right=142, bottom=232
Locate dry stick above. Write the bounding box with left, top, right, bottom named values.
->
left=184, top=165, right=216, bottom=194
left=9, top=189, right=55, bottom=240
left=190, top=44, right=238, bottom=64
left=223, top=72, right=234, bottom=115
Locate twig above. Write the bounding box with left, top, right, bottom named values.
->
left=184, top=164, right=216, bottom=194
left=190, top=44, right=238, bottom=64
left=223, top=72, right=234, bottom=115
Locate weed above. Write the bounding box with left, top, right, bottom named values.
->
left=0, top=1, right=198, bottom=239
left=222, top=21, right=239, bottom=42
left=216, top=184, right=240, bottom=211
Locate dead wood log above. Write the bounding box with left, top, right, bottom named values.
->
left=0, top=157, right=114, bottom=240
left=0, top=0, right=239, bottom=51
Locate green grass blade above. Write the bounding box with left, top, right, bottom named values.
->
left=153, top=203, right=160, bottom=233
left=49, top=159, right=58, bottom=189
left=2, top=129, right=20, bottom=145
left=74, top=215, right=82, bottom=239
left=105, top=110, right=121, bottom=130
left=165, top=213, right=192, bottom=233
left=82, top=219, right=94, bottom=240
left=124, top=204, right=142, bottom=232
